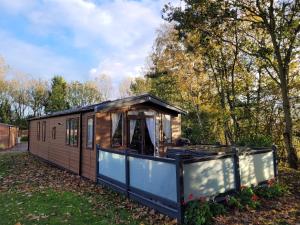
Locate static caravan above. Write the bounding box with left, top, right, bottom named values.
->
left=0, top=123, right=18, bottom=150
left=28, top=94, right=185, bottom=181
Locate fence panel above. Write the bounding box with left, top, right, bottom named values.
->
left=183, top=156, right=235, bottom=202
left=239, top=151, right=274, bottom=186
left=97, top=147, right=277, bottom=224
left=129, top=156, right=177, bottom=202
left=98, top=150, right=126, bottom=184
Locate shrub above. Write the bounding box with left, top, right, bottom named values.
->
left=184, top=200, right=226, bottom=225
left=239, top=186, right=260, bottom=209
left=208, top=201, right=226, bottom=216
left=254, top=180, right=286, bottom=199
left=20, top=136, right=28, bottom=142
left=237, top=134, right=273, bottom=147
left=226, top=186, right=260, bottom=210
left=227, top=196, right=243, bottom=209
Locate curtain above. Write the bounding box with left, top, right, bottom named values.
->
left=111, top=113, right=121, bottom=137
left=163, top=115, right=171, bottom=142
left=129, top=120, right=137, bottom=144
left=155, top=114, right=160, bottom=146
left=146, top=117, right=155, bottom=147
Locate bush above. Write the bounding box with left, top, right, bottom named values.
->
left=227, top=196, right=243, bottom=209
left=20, top=136, right=28, bottom=142
left=254, top=180, right=286, bottom=199
left=184, top=200, right=226, bottom=225
left=237, top=134, right=273, bottom=147
left=208, top=201, right=226, bottom=216
left=185, top=181, right=286, bottom=224
left=227, top=186, right=260, bottom=210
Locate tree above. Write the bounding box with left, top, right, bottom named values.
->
left=0, top=99, right=12, bottom=123
left=163, top=0, right=299, bottom=168
left=28, top=79, right=48, bottom=117
left=44, top=76, right=69, bottom=113
left=118, top=77, right=133, bottom=98
left=9, top=72, right=30, bottom=121
left=67, top=81, right=103, bottom=108
left=235, top=0, right=300, bottom=168
left=130, top=77, right=151, bottom=95
left=0, top=56, right=10, bottom=110
left=132, top=26, right=224, bottom=143
left=93, top=74, right=112, bottom=100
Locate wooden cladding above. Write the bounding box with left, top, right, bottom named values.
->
left=29, top=102, right=182, bottom=183
left=0, top=124, right=18, bottom=149
left=66, top=118, right=79, bottom=147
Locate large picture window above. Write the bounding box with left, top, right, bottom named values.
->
left=66, top=118, right=79, bottom=147
left=87, top=117, right=94, bottom=149
left=111, top=113, right=123, bottom=147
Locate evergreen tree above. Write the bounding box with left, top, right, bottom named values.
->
left=44, top=76, right=69, bottom=114
left=0, top=99, right=12, bottom=124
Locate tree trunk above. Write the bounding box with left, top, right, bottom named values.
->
left=280, top=78, right=298, bottom=169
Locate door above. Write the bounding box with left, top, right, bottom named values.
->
left=128, top=117, right=154, bottom=155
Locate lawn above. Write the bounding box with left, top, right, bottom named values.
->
left=0, top=152, right=299, bottom=225
left=0, top=153, right=173, bottom=225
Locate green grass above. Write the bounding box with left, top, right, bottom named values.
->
left=0, top=189, right=139, bottom=225
left=0, top=153, right=146, bottom=225
left=0, top=153, right=21, bottom=179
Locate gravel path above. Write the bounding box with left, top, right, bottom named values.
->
left=0, top=142, right=28, bottom=154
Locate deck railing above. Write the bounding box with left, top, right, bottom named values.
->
left=96, top=145, right=277, bottom=224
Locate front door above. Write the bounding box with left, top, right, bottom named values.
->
left=128, top=116, right=154, bottom=155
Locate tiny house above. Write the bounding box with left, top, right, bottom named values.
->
left=28, top=94, right=185, bottom=181
left=0, top=123, right=18, bottom=150
left=28, top=94, right=278, bottom=223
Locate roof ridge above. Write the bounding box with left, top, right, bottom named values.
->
left=29, top=93, right=186, bottom=121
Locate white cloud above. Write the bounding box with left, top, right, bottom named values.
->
left=0, top=30, right=83, bottom=80
left=0, top=0, right=37, bottom=14
left=0, top=0, right=175, bottom=93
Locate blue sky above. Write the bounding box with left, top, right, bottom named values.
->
left=0, top=0, right=172, bottom=87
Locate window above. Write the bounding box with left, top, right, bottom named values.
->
left=87, top=117, right=94, bottom=149
left=37, top=122, right=40, bottom=140
left=66, top=118, right=79, bottom=146
left=162, top=115, right=172, bottom=143
left=111, top=113, right=123, bottom=147
left=42, top=121, right=46, bottom=142
left=66, top=119, right=70, bottom=144
left=52, top=127, right=56, bottom=139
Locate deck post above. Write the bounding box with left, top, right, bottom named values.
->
left=272, top=145, right=278, bottom=179
left=96, top=144, right=100, bottom=182
left=125, top=150, right=130, bottom=197
left=175, top=155, right=184, bottom=224
left=232, top=147, right=241, bottom=191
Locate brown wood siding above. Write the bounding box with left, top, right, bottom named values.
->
left=95, top=112, right=111, bottom=148
left=0, top=124, right=18, bottom=149
left=81, top=112, right=97, bottom=181
left=172, top=114, right=181, bottom=144
left=29, top=114, right=81, bottom=174
left=28, top=102, right=182, bottom=182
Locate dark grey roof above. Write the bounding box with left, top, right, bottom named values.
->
left=94, top=93, right=186, bottom=114
left=29, top=93, right=186, bottom=121
left=0, top=122, right=16, bottom=127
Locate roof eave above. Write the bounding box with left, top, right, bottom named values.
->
left=94, top=94, right=187, bottom=115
